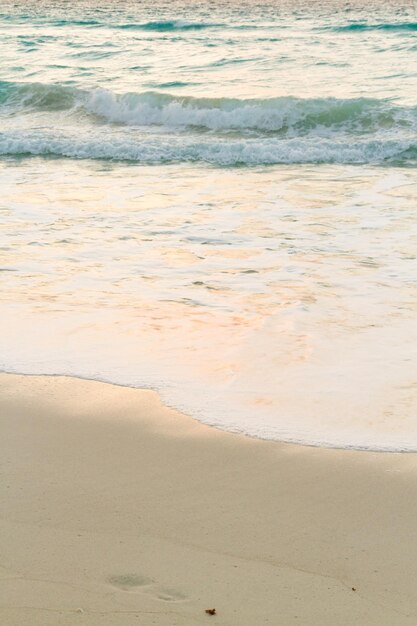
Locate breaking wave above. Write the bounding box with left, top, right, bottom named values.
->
left=0, top=81, right=416, bottom=166
left=0, top=129, right=415, bottom=165
left=1, top=81, right=416, bottom=134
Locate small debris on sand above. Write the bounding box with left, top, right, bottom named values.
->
left=205, top=608, right=216, bottom=615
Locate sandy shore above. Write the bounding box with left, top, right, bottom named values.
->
left=1, top=373, right=417, bottom=625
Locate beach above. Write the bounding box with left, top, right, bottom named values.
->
left=1, top=3, right=417, bottom=623
left=1, top=0, right=417, bottom=452
left=2, top=372, right=417, bottom=626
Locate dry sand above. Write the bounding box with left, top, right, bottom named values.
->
left=1, top=372, right=417, bottom=625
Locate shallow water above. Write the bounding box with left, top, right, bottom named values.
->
left=1, top=0, right=417, bottom=449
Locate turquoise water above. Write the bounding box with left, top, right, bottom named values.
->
left=1, top=0, right=417, bottom=164
left=1, top=1, right=417, bottom=449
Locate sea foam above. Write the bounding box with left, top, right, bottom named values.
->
left=0, top=128, right=415, bottom=165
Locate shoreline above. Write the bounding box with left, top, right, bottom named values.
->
left=1, top=369, right=414, bottom=454
left=1, top=372, right=417, bottom=625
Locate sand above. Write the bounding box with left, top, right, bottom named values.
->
left=1, top=373, right=417, bottom=625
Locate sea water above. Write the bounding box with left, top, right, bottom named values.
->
left=1, top=0, right=416, bottom=450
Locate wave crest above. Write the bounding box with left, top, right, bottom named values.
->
left=329, top=22, right=417, bottom=32
left=1, top=81, right=416, bottom=166
left=119, top=20, right=221, bottom=31
left=1, top=81, right=416, bottom=135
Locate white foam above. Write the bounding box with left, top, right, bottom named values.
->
left=2, top=310, right=417, bottom=452
left=1, top=161, right=416, bottom=451
left=0, top=127, right=415, bottom=164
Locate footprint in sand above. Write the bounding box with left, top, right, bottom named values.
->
left=155, top=588, right=187, bottom=602
left=108, top=574, right=187, bottom=602
left=108, top=573, right=154, bottom=591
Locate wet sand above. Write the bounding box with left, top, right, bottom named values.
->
left=1, top=372, right=417, bottom=625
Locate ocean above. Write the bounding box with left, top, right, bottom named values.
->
left=1, top=0, right=416, bottom=450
